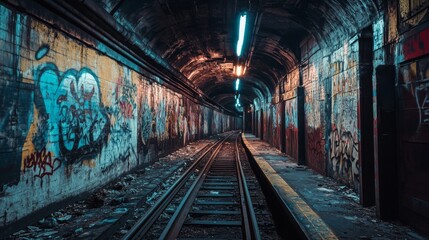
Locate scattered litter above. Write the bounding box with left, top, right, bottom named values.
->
left=146, top=192, right=159, bottom=202
left=38, top=217, right=58, bottom=228
left=317, top=187, right=334, bottom=193
left=27, top=225, right=41, bottom=232
left=210, top=191, right=219, bottom=195
left=124, top=175, right=136, bottom=182
left=36, top=231, right=58, bottom=237
left=114, top=208, right=128, bottom=214
left=345, top=193, right=360, bottom=202
left=75, top=227, right=83, bottom=233
left=57, top=215, right=72, bottom=223
left=166, top=206, right=176, bottom=211
left=98, top=218, right=117, bottom=225
left=13, top=230, right=27, bottom=235
left=344, top=216, right=358, bottom=221
left=127, top=188, right=138, bottom=194
left=53, top=211, right=63, bottom=217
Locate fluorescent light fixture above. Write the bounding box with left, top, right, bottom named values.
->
left=236, top=14, right=247, bottom=57
left=235, top=78, right=240, bottom=91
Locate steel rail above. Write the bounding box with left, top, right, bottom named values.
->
left=122, top=132, right=234, bottom=240
left=158, top=133, right=230, bottom=239
left=235, top=133, right=261, bottom=240
left=160, top=132, right=261, bottom=239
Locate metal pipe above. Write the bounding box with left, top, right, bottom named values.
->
left=245, top=11, right=262, bottom=75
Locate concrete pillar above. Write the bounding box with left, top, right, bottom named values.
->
left=374, top=65, right=397, bottom=219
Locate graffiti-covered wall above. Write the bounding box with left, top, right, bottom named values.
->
left=272, top=103, right=281, bottom=149
left=248, top=0, right=429, bottom=233
left=285, top=98, right=298, bottom=160
left=396, top=21, right=429, bottom=230
left=301, top=37, right=360, bottom=190
left=328, top=40, right=360, bottom=190
left=255, top=36, right=362, bottom=191
left=284, top=68, right=299, bottom=160
left=0, top=4, right=237, bottom=226
left=301, top=39, right=328, bottom=176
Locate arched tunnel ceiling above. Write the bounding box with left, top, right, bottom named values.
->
left=93, top=0, right=380, bottom=113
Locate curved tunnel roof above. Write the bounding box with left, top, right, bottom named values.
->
left=93, top=0, right=380, bottom=113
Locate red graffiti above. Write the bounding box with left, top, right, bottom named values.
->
left=306, top=127, right=325, bottom=174
left=119, top=101, right=134, bottom=119
left=115, top=77, right=136, bottom=120
left=23, top=148, right=62, bottom=179
left=401, top=27, right=429, bottom=61
left=286, top=126, right=298, bottom=159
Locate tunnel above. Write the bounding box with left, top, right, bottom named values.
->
left=0, top=0, right=429, bottom=238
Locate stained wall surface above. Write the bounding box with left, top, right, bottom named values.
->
left=250, top=0, right=429, bottom=233
left=256, top=37, right=361, bottom=190
left=0, top=4, right=238, bottom=226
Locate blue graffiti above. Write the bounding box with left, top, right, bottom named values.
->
left=107, top=69, right=137, bottom=162
left=35, top=63, right=109, bottom=164
left=0, top=6, right=32, bottom=188
left=140, top=100, right=152, bottom=145
left=35, top=45, right=49, bottom=60
left=156, top=99, right=166, bottom=138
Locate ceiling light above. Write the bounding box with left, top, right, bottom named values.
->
left=236, top=65, right=243, bottom=76
left=236, top=14, right=247, bottom=57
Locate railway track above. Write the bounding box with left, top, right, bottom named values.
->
left=122, top=132, right=279, bottom=240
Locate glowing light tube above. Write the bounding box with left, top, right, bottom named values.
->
left=236, top=65, right=243, bottom=76
left=236, top=14, right=247, bottom=57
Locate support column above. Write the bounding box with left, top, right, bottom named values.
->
left=297, top=86, right=305, bottom=165
left=260, top=109, right=264, bottom=140
left=358, top=27, right=375, bottom=207
left=280, top=100, right=286, bottom=153
left=251, top=106, right=255, bottom=134
left=243, top=109, right=246, bottom=132
left=374, top=65, right=397, bottom=219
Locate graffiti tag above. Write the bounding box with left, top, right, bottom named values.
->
left=415, top=82, right=429, bottom=125
left=307, top=128, right=324, bottom=162
left=35, top=64, right=110, bottom=164
left=329, top=127, right=359, bottom=187
left=23, top=148, right=62, bottom=179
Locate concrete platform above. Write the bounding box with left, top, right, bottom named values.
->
left=242, top=133, right=426, bottom=240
